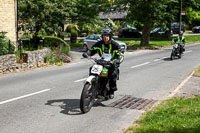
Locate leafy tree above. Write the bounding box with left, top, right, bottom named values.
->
left=114, top=0, right=169, bottom=46
left=18, top=0, right=74, bottom=37
left=71, top=0, right=110, bottom=34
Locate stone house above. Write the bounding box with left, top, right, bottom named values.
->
left=0, top=0, right=17, bottom=43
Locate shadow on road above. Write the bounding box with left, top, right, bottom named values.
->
left=163, top=57, right=171, bottom=61
left=45, top=99, right=82, bottom=115
left=163, top=57, right=183, bottom=61
left=45, top=99, right=106, bottom=115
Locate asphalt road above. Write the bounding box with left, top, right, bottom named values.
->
left=0, top=43, right=200, bottom=133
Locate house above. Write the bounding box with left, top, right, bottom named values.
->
left=99, top=12, right=127, bottom=20
left=0, top=0, right=17, bottom=44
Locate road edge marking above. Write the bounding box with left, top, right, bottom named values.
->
left=0, top=89, right=50, bottom=105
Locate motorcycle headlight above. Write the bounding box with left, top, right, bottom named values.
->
left=121, top=45, right=125, bottom=49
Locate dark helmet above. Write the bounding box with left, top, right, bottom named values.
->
left=179, top=31, right=183, bottom=36
left=101, top=28, right=112, bottom=39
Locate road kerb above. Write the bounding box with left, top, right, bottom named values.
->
left=167, top=71, right=195, bottom=98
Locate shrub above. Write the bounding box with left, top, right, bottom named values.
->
left=66, top=24, right=76, bottom=32
left=45, top=46, right=72, bottom=65
left=0, top=32, right=15, bottom=56
left=66, top=24, right=79, bottom=43
left=70, top=29, right=78, bottom=43
left=38, top=35, right=70, bottom=56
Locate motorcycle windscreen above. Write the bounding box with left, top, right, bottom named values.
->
left=102, top=53, right=112, bottom=61
left=174, top=44, right=178, bottom=48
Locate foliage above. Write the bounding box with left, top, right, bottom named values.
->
left=18, top=0, right=111, bottom=38
left=38, top=36, right=71, bottom=56
left=18, top=0, right=74, bottom=36
left=71, top=0, right=111, bottom=35
left=70, top=29, right=78, bottom=43
left=0, top=32, right=15, bottom=56
left=66, top=24, right=77, bottom=33
left=45, top=46, right=72, bottom=66
left=185, top=7, right=200, bottom=28
left=113, top=0, right=200, bottom=46
left=114, top=0, right=169, bottom=46
left=125, top=96, right=200, bottom=133
left=66, top=24, right=79, bottom=43
left=78, top=18, right=105, bottom=35
left=71, top=0, right=110, bottom=23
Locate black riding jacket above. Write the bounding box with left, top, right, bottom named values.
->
left=87, top=40, right=124, bottom=63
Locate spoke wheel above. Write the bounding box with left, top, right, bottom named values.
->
left=80, top=80, right=96, bottom=113
left=170, top=50, right=175, bottom=60
left=82, top=45, right=88, bottom=52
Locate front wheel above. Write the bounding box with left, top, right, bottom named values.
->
left=170, top=50, right=175, bottom=60
left=178, top=52, right=182, bottom=59
left=82, top=44, right=88, bottom=52
left=80, top=80, right=96, bottom=113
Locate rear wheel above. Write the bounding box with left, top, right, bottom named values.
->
left=80, top=79, right=96, bottom=113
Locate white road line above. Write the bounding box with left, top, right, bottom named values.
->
left=184, top=50, right=192, bottom=54
left=131, top=62, right=150, bottom=69
left=68, top=61, right=87, bottom=65
left=154, top=56, right=169, bottom=62
left=0, top=89, right=50, bottom=105
left=74, top=78, right=87, bottom=83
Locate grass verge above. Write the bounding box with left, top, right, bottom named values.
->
left=125, top=96, right=200, bottom=133
left=117, top=35, right=200, bottom=50
left=194, top=66, right=200, bottom=77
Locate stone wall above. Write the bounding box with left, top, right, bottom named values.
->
left=0, top=0, right=17, bottom=43
left=0, top=48, right=50, bottom=74
left=0, top=54, right=17, bottom=73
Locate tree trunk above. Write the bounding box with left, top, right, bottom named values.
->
left=140, top=23, right=151, bottom=46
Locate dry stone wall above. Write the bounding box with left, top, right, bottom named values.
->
left=0, top=48, right=50, bottom=74
left=0, top=54, right=17, bottom=73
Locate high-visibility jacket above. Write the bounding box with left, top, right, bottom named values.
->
left=87, top=40, right=124, bottom=63
left=177, top=37, right=185, bottom=45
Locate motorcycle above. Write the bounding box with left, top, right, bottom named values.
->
left=80, top=53, right=118, bottom=113
left=170, top=41, right=182, bottom=60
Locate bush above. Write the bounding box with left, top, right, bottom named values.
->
left=38, top=35, right=70, bottom=56
left=0, top=32, right=15, bottom=56
left=45, top=46, right=72, bottom=65
left=70, top=29, right=78, bottom=43
left=66, top=24, right=79, bottom=43
left=66, top=24, right=76, bottom=32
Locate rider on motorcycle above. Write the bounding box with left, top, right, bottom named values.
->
left=174, top=31, right=186, bottom=53
left=83, top=28, right=124, bottom=99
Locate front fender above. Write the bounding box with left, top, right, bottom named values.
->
left=86, top=75, right=96, bottom=84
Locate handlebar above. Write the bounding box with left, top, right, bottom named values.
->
left=82, top=53, right=119, bottom=67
